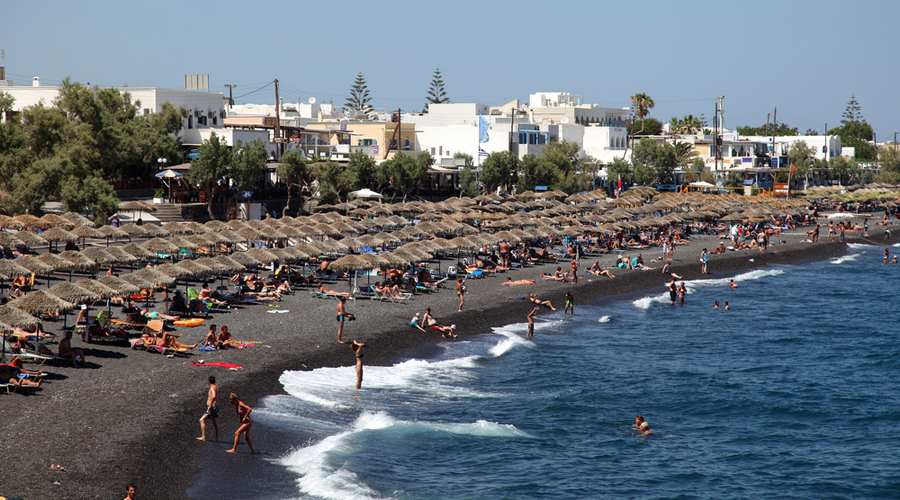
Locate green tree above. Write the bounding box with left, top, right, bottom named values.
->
left=669, top=114, right=705, bottom=134
left=874, top=147, right=900, bottom=184
left=735, top=122, right=800, bottom=136
left=190, top=132, right=233, bottom=218
left=672, top=139, right=696, bottom=167
left=377, top=152, right=430, bottom=201
left=841, top=95, right=863, bottom=124
left=827, top=156, right=859, bottom=185
left=605, top=157, right=632, bottom=185
left=345, top=72, right=373, bottom=117
left=540, top=139, right=581, bottom=178
left=424, top=67, right=450, bottom=112
left=348, top=149, right=377, bottom=189
left=632, top=138, right=676, bottom=185
left=311, top=159, right=357, bottom=202
left=787, top=141, right=816, bottom=185
left=630, top=93, right=655, bottom=132
left=480, top=151, right=520, bottom=192
left=518, top=154, right=557, bottom=192
left=458, top=165, right=477, bottom=198
left=276, top=149, right=308, bottom=216
left=626, top=117, right=663, bottom=137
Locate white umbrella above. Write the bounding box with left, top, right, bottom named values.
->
left=827, top=213, right=854, bottom=220
left=155, top=169, right=185, bottom=201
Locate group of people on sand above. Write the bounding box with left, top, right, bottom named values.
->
left=201, top=324, right=245, bottom=349
left=410, top=307, right=457, bottom=338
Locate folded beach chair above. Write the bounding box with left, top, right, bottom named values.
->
left=142, top=319, right=165, bottom=337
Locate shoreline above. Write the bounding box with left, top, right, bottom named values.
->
left=0, top=226, right=886, bottom=500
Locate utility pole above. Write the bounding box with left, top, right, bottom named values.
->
left=224, top=84, right=236, bottom=109
left=274, top=79, right=281, bottom=156
left=772, top=107, right=777, bottom=168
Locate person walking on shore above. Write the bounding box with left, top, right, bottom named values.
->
left=197, top=376, right=220, bottom=442
left=526, top=307, right=537, bottom=338
left=351, top=341, right=365, bottom=389
left=699, top=249, right=708, bottom=275
left=456, top=278, right=466, bottom=312
left=336, top=296, right=354, bottom=343
left=227, top=393, right=254, bottom=454
left=564, top=291, right=575, bottom=316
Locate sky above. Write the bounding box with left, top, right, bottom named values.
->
left=3, top=0, right=898, bottom=141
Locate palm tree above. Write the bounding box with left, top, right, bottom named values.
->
left=630, top=93, right=655, bottom=133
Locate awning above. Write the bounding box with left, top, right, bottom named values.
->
left=348, top=188, right=384, bottom=199
left=155, top=169, right=184, bottom=179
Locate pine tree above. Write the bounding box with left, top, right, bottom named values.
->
left=841, top=95, right=863, bottom=124
left=424, top=67, right=450, bottom=112
left=345, top=72, right=373, bottom=117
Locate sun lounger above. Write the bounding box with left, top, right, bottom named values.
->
left=129, top=339, right=190, bottom=356
left=310, top=291, right=354, bottom=300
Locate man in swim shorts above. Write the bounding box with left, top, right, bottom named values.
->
left=526, top=307, right=537, bottom=338
left=336, top=296, right=355, bottom=343
left=564, top=292, right=574, bottom=316
left=198, top=375, right=219, bottom=442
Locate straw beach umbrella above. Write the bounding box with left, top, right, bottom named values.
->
left=10, top=290, right=75, bottom=339
left=0, top=260, right=31, bottom=281
left=121, top=243, right=156, bottom=262
left=141, top=238, right=180, bottom=256
left=11, top=230, right=46, bottom=249
left=75, top=279, right=118, bottom=301
left=210, top=255, right=247, bottom=274
left=48, top=282, right=100, bottom=330
left=76, top=247, right=117, bottom=268
left=119, top=223, right=150, bottom=239
left=98, top=276, right=141, bottom=297
left=0, top=232, right=24, bottom=250
left=96, top=225, right=128, bottom=246
left=226, top=252, right=261, bottom=268
left=133, top=268, right=176, bottom=288
left=104, top=246, right=140, bottom=266
left=245, top=248, right=280, bottom=265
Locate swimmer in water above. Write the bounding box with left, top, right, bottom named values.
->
left=724, top=301, right=730, bottom=310
left=633, top=415, right=644, bottom=430
left=729, top=280, right=737, bottom=289
left=640, top=421, right=651, bottom=434
left=714, top=301, right=719, bottom=309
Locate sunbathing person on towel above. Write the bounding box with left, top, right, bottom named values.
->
left=0, top=364, right=42, bottom=388
left=139, top=332, right=198, bottom=350
left=502, top=277, right=536, bottom=285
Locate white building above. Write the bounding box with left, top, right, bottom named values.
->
left=0, top=79, right=227, bottom=142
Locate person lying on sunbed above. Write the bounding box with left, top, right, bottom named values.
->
left=318, top=283, right=351, bottom=296
left=12, top=323, right=56, bottom=341
left=502, top=277, right=536, bottom=285
left=4, top=357, right=43, bottom=376
left=374, top=281, right=402, bottom=299
left=587, top=260, right=615, bottom=278
left=0, top=364, right=42, bottom=388
left=138, top=332, right=197, bottom=350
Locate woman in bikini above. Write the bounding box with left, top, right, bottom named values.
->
left=227, top=393, right=255, bottom=454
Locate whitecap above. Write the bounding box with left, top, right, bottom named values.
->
left=830, top=254, right=860, bottom=265
left=598, top=315, right=612, bottom=323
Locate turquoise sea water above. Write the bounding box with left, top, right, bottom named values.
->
left=196, top=243, right=900, bottom=499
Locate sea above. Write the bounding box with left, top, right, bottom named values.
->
left=190, top=243, right=900, bottom=500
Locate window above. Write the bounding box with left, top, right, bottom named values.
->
left=431, top=147, right=436, bottom=155
left=404, top=138, right=410, bottom=150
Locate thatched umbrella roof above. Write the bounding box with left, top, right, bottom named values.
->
left=75, top=279, right=118, bottom=299
left=70, top=225, right=104, bottom=240
left=226, top=252, right=261, bottom=267
left=226, top=220, right=248, bottom=231
left=104, top=246, right=140, bottom=264
left=10, top=289, right=75, bottom=315
left=36, top=252, right=77, bottom=272
left=0, top=304, right=39, bottom=328
left=116, top=201, right=156, bottom=216
left=119, top=224, right=150, bottom=238
left=184, top=222, right=206, bottom=234
left=175, top=260, right=215, bottom=277
left=167, top=236, right=199, bottom=252
left=236, top=227, right=265, bottom=242
left=193, top=257, right=229, bottom=274
left=11, top=230, right=47, bottom=247
left=140, top=238, right=180, bottom=256
left=62, top=212, right=96, bottom=228
left=97, top=225, right=129, bottom=240
left=154, top=263, right=195, bottom=280
left=326, top=254, right=368, bottom=272
left=0, top=259, right=32, bottom=280
left=358, top=253, right=389, bottom=269
left=133, top=267, right=177, bottom=287
left=97, top=276, right=141, bottom=295
left=280, top=246, right=311, bottom=260
left=204, top=220, right=229, bottom=232
left=13, top=255, right=52, bottom=275
left=216, top=229, right=244, bottom=245
left=0, top=215, right=22, bottom=230
left=48, top=282, right=100, bottom=304
left=121, top=243, right=156, bottom=261
left=161, top=221, right=196, bottom=235
left=245, top=248, right=280, bottom=264
left=13, top=214, right=43, bottom=228
left=76, top=247, right=116, bottom=267
left=118, top=273, right=154, bottom=291
left=142, top=225, right=171, bottom=238
left=210, top=255, right=246, bottom=274
left=266, top=248, right=296, bottom=263
left=0, top=232, right=24, bottom=249
left=39, top=213, right=76, bottom=229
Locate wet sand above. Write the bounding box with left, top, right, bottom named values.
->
left=0, top=224, right=887, bottom=500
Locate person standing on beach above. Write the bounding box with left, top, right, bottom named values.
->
left=564, top=291, right=575, bottom=316
left=227, top=393, right=254, bottom=454
left=700, top=248, right=708, bottom=274
left=813, top=223, right=820, bottom=243
left=526, top=307, right=537, bottom=338
left=571, top=259, right=578, bottom=284
left=456, top=278, right=466, bottom=312
left=197, top=376, right=219, bottom=442
left=336, top=296, right=354, bottom=343
left=351, top=341, right=365, bottom=389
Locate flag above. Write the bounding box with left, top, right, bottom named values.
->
left=478, top=148, right=488, bottom=157
left=790, top=163, right=797, bottom=173
left=479, top=116, right=490, bottom=143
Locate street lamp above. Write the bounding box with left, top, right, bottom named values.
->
left=157, top=157, right=168, bottom=173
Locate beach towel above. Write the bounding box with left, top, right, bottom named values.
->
left=190, top=360, right=245, bottom=369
